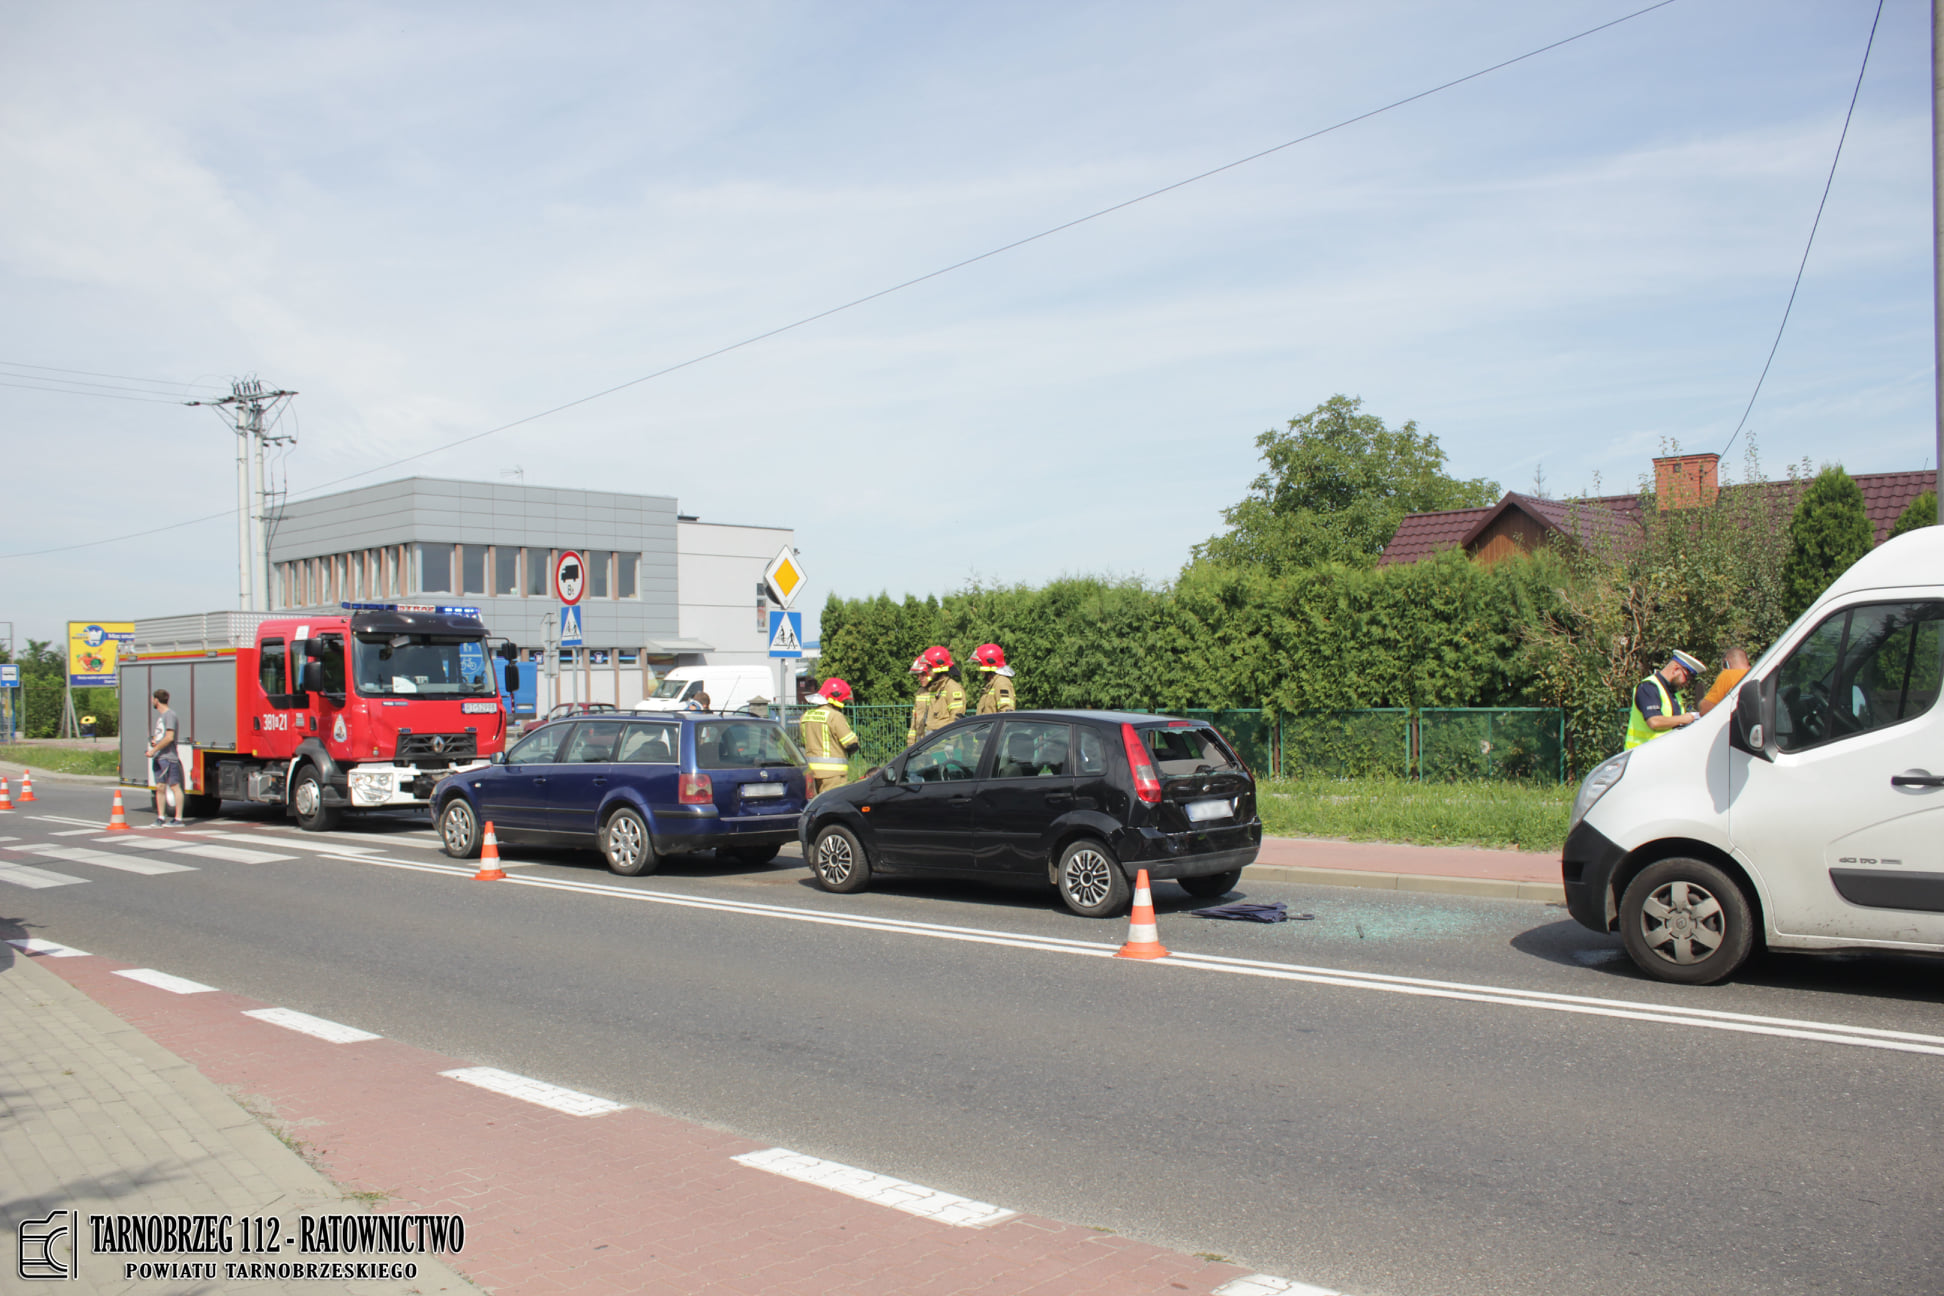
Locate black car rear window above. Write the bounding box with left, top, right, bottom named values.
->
left=1143, top=725, right=1239, bottom=775
left=695, top=721, right=805, bottom=769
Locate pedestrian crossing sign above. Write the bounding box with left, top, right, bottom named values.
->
left=768, top=611, right=803, bottom=658
left=560, top=604, right=584, bottom=647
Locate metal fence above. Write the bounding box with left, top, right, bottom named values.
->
left=2, top=686, right=120, bottom=742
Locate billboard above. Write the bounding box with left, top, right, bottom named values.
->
left=67, top=621, right=134, bottom=688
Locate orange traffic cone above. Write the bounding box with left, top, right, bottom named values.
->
left=18, top=770, right=36, bottom=803
left=472, top=820, right=507, bottom=880
left=1114, top=868, right=1170, bottom=960
left=105, top=788, right=132, bottom=831
left=0, top=777, right=12, bottom=812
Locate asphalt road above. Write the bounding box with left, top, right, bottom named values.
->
left=5, top=781, right=1942, bottom=1296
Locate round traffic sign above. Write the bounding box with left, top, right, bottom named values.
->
left=553, top=550, right=586, bottom=605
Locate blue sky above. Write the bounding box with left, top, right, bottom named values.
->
left=0, top=0, right=1932, bottom=646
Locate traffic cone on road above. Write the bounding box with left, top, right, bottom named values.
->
left=1113, top=868, right=1170, bottom=960
left=104, top=788, right=132, bottom=831
left=472, top=821, right=507, bottom=881
left=0, top=777, right=12, bottom=812
left=18, top=770, right=36, bottom=803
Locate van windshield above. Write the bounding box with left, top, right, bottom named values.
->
left=354, top=635, right=496, bottom=697
left=650, top=678, right=697, bottom=700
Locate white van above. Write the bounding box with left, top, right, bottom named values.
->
left=1564, top=526, right=1944, bottom=984
left=636, top=665, right=775, bottom=713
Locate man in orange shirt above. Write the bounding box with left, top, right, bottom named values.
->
left=1697, top=647, right=1752, bottom=715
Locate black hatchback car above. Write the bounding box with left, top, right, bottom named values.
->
left=799, top=710, right=1261, bottom=917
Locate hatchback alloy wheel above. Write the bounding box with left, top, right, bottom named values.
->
left=1057, top=840, right=1131, bottom=918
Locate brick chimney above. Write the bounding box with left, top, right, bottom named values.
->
left=1654, top=452, right=1720, bottom=510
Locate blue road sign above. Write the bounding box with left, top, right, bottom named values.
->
left=0, top=664, right=17, bottom=687
left=767, top=611, right=803, bottom=658
left=560, top=604, right=584, bottom=647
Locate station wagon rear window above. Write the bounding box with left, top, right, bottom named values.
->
left=1143, top=726, right=1240, bottom=775
left=694, top=721, right=805, bottom=769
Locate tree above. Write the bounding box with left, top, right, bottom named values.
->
left=1782, top=466, right=1873, bottom=618
left=1193, top=395, right=1499, bottom=574
left=1890, top=489, right=1937, bottom=540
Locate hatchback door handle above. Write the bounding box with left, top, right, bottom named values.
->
left=1045, top=793, right=1074, bottom=807
left=1891, top=770, right=1944, bottom=788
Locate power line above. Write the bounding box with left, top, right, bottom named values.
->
left=0, top=377, right=203, bottom=405
left=0, top=0, right=1683, bottom=559
left=1721, top=0, right=1884, bottom=459
left=0, top=359, right=222, bottom=393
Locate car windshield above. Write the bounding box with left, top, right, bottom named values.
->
left=354, top=635, right=495, bottom=697
left=650, top=678, right=697, bottom=700
left=1143, top=726, right=1240, bottom=776
left=694, top=721, right=804, bottom=769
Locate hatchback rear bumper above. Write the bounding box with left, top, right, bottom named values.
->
left=1116, top=820, right=1262, bottom=879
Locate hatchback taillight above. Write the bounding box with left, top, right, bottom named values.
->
left=805, top=767, right=815, bottom=800
left=679, top=772, right=713, bottom=804
left=1120, top=723, right=1163, bottom=805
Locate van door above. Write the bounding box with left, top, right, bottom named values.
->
left=1728, top=599, right=1944, bottom=944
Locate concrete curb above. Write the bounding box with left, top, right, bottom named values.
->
left=0, top=760, right=122, bottom=786
left=1242, top=861, right=1565, bottom=904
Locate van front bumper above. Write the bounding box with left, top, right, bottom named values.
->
left=1562, top=821, right=1627, bottom=932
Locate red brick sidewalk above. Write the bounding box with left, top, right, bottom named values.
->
left=35, top=952, right=1283, bottom=1296
left=1249, top=835, right=1562, bottom=900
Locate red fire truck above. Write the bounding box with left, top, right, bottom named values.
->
left=117, top=604, right=518, bottom=830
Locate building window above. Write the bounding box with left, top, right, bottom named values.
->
left=331, top=555, right=344, bottom=604
left=493, top=546, right=519, bottom=596
left=418, top=543, right=452, bottom=594
left=525, top=547, right=550, bottom=597
left=587, top=550, right=609, bottom=599
left=617, top=552, right=639, bottom=599
left=461, top=544, right=488, bottom=596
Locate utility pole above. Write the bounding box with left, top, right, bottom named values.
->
left=1934, top=0, right=1943, bottom=520
left=189, top=378, right=297, bottom=609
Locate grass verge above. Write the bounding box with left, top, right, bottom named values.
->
left=1257, top=775, right=1573, bottom=853
left=0, top=745, right=120, bottom=777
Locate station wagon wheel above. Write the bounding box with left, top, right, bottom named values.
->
left=810, top=825, right=871, bottom=894
left=437, top=797, right=480, bottom=859
left=1619, top=857, right=1754, bottom=986
left=600, top=807, right=659, bottom=877
left=1057, top=839, right=1131, bottom=918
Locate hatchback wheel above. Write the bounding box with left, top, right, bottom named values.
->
left=810, top=825, right=870, bottom=894
left=437, top=798, right=480, bottom=860
left=600, top=807, right=659, bottom=877
left=1057, top=839, right=1131, bottom=918
left=1619, top=857, right=1754, bottom=985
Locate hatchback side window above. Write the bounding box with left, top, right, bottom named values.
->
left=562, top=720, right=624, bottom=763
left=1076, top=727, right=1108, bottom=776
left=902, top=722, right=994, bottom=784
left=615, top=724, right=678, bottom=764
left=1775, top=601, right=1944, bottom=753
left=993, top=722, right=1072, bottom=778
left=507, top=725, right=568, bottom=765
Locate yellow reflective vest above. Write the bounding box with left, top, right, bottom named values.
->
left=1624, top=674, right=1688, bottom=750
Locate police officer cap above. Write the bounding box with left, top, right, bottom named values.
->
left=1669, top=649, right=1705, bottom=675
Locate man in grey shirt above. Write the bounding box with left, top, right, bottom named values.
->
left=146, top=688, right=184, bottom=826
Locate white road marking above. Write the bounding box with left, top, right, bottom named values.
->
left=31, top=814, right=109, bottom=828
left=114, top=968, right=217, bottom=994
left=8, top=938, right=91, bottom=957
left=733, top=1148, right=1017, bottom=1228
left=1216, top=1277, right=1342, bottom=1296
left=300, top=849, right=1944, bottom=1063
left=162, top=844, right=297, bottom=864
left=51, top=828, right=104, bottom=837
left=0, top=835, right=16, bottom=842
left=0, top=863, right=85, bottom=889
left=96, top=837, right=181, bottom=849
left=437, top=1066, right=625, bottom=1116
left=243, top=1007, right=381, bottom=1043
left=14, top=844, right=197, bottom=876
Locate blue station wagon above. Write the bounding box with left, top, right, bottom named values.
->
left=433, top=712, right=811, bottom=875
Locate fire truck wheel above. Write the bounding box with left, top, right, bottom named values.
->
left=182, top=793, right=221, bottom=820
left=292, top=764, right=343, bottom=833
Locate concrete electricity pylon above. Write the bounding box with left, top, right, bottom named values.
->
left=188, top=378, right=297, bottom=610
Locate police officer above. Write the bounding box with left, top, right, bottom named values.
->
left=1624, top=649, right=1706, bottom=749
left=905, top=655, right=933, bottom=745
left=973, top=642, right=1016, bottom=714
left=920, top=645, right=967, bottom=734
left=801, top=677, right=861, bottom=794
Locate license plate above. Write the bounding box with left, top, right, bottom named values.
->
left=741, top=783, right=786, bottom=799
left=1185, top=798, right=1231, bottom=823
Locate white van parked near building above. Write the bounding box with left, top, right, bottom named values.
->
left=1564, top=526, right=1944, bottom=984
left=636, top=665, right=775, bottom=713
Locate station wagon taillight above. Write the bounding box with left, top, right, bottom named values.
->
left=679, top=772, right=713, bottom=804
left=1120, top=723, right=1163, bottom=804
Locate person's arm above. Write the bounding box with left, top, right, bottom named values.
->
left=1639, top=680, right=1694, bottom=731
left=1697, top=668, right=1748, bottom=716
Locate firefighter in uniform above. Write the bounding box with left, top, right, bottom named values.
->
left=919, top=645, right=967, bottom=734
left=1624, top=649, right=1706, bottom=749
left=972, top=642, right=1016, bottom=714
left=801, top=677, right=861, bottom=794
left=905, top=655, right=933, bottom=745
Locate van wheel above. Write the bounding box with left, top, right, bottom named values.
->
left=437, top=797, right=481, bottom=859
left=810, top=825, right=870, bottom=893
left=1619, top=857, right=1754, bottom=985
left=600, top=807, right=659, bottom=877
left=1179, top=870, right=1242, bottom=900
left=291, top=765, right=342, bottom=832
left=1058, top=839, right=1131, bottom=918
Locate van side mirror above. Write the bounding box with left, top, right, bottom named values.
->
left=1729, top=676, right=1776, bottom=762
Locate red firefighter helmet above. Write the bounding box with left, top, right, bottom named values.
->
left=816, top=677, right=853, bottom=706
left=922, top=645, right=954, bottom=673
left=909, top=655, right=928, bottom=676
left=973, top=643, right=1007, bottom=671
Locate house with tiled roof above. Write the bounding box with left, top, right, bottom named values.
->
left=1379, top=453, right=1934, bottom=568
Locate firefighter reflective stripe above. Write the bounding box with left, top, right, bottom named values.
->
left=907, top=689, right=933, bottom=743
left=977, top=674, right=1016, bottom=715
left=924, top=678, right=967, bottom=731
left=803, top=705, right=859, bottom=771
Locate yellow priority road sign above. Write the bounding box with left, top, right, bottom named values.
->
left=763, top=545, right=806, bottom=609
